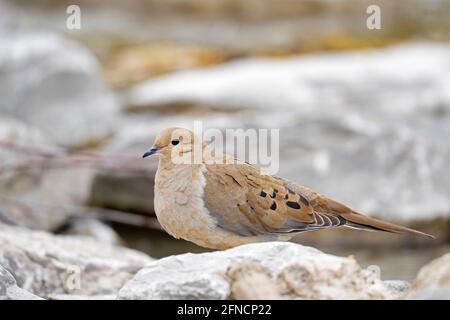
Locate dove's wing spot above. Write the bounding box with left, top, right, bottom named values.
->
left=270, top=202, right=277, bottom=210
left=286, top=201, right=301, bottom=209
left=260, top=191, right=267, bottom=197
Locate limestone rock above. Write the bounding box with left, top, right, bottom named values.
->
left=0, top=264, right=43, bottom=300
left=0, top=225, right=152, bottom=298
left=117, top=242, right=403, bottom=300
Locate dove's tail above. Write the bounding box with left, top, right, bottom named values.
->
left=343, top=210, right=435, bottom=239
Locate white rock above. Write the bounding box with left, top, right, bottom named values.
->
left=404, top=253, right=450, bottom=299
left=0, top=31, right=119, bottom=148
left=0, top=225, right=152, bottom=298
left=126, top=43, right=450, bottom=222
left=117, top=242, right=402, bottom=300
left=1, top=264, right=43, bottom=300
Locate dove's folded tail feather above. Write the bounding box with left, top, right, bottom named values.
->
left=342, top=210, right=435, bottom=239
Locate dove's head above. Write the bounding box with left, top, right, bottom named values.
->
left=142, top=127, right=200, bottom=162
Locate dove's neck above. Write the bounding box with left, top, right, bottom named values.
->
left=155, top=159, right=207, bottom=212
left=154, top=158, right=211, bottom=241
left=156, top=158, right=205, bottom=187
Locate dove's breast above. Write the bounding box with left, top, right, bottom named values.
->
left=153, top=163, right=269, bottom=249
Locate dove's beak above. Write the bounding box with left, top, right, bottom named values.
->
left=142, top=146, right=160, bottom=158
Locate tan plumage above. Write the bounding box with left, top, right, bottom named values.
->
left=143, top=127, right=433, bottom=250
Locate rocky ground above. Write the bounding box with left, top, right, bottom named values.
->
left=1, top=224, right=449, bottom=300
left=0, top=0, right=449, bottom=299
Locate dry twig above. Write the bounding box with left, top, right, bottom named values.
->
left=0, top=195, right=162, bottom=231
left=0, top=140, right=152, bottom=174
left=0, top=140, right=159, bottom=229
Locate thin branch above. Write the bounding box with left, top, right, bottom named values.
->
left=85, top=207, right=162, bottom=230
left=0, top=141, right=160, bottom=230
left=0, top=140, right=63, bottom=157
left=0, top=139, right=154, bottom=174
left=0, top=195, right=162, bottom=231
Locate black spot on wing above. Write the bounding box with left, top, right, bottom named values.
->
left=286, top=201, right=301, bottom=209
left=270, top=202, right=277, bottom=210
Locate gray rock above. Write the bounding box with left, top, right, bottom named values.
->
left=0, top=116, right=101, bottom=230
left=0, top=169, right=95, bottom=230
left=0, top=1, right=17, bottom=33
left=117, top=242, right=403, bottom=300
left=0, top=116, right=94, bottom=230
left=126, top=43, right=450, bottom=223
left=47, top=294, right=116, bottom=300
left=0, top=225, right=152, bottom=298
left=62, top=218, right=123, bottom=246
left=383, top=280, right=411, bottom=294
left=0, top=31, right=119, bottom=148
left=1, top=264, right=43, bottom=300
left=404, top=252, right=450, bottom=299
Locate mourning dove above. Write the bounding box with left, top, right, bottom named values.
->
left=142, top=127, right=433, bottom=250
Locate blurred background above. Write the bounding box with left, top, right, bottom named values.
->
left=0, top=0, right=449, bottom=281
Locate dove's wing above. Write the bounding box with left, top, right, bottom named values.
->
left=203, top=163, right=345, bottom=237
left=203, top=163, right=433, bottom=238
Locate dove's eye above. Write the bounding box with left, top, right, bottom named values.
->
left=171, top=139, right=180, bottom=146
